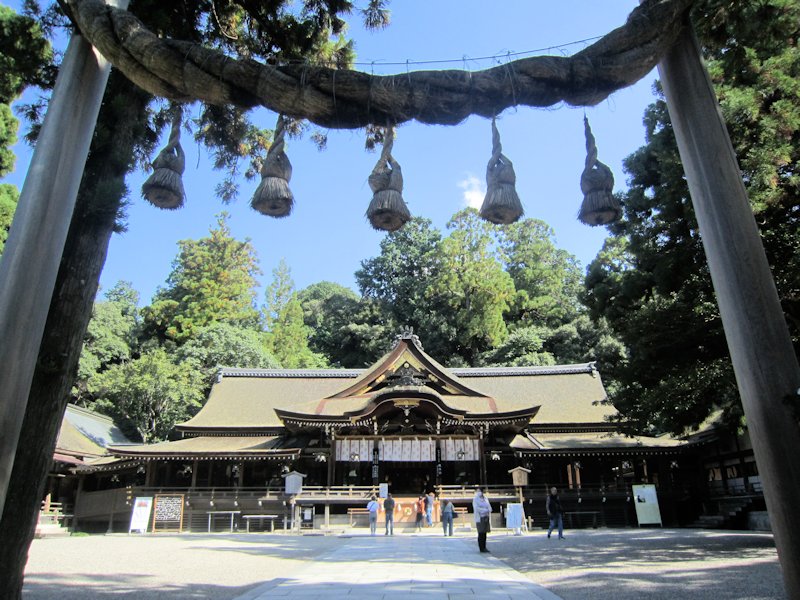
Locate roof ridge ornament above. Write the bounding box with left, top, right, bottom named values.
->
left=396, top=327, right=423, bottom=350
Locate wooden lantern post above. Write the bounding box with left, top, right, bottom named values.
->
left=0, top=0, right=128, bottom=517
left=658, top=21, right=800, bottom=597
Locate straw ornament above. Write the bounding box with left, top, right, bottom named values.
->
left=142, top=109, right=185, bottom=209
left=366, top=127, right=410, bottom=231
left=480, top=118, right=524, bottom=224
left=251, top=114, right=294, bottom=217
left=578, top=116, right=620, bottom=226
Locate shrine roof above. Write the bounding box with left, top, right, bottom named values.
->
left=511, top=431, right=685, bottom=454
left=56, top=404, right=133, bottom=460
left=108, top=435, right=302, bottom=459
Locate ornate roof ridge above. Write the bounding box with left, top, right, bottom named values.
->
left=452, top=363, right=597, bottom=377
left=218, top=362, right=597, bottom=379
left=219, top=367, right=363, bottom=378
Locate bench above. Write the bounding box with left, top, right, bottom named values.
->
left=206, top=510, right=241, bottom=532
left=564, top=511, right=600, bottom=529
left=242, top=514, right=279, bottom=533
left=347, top=507, right=371, bottom=526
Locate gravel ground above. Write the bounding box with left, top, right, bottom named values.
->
left=22, top=529, right=786, bottom=599
left=488, top=529, right=785, bottom=600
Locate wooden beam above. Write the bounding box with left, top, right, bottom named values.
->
left=658, top=21, right=800, bottom=597
left=0, top=0, right=129, bottom=518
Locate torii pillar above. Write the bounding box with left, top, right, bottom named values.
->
left=658, top=20, right=800, bottom=597
left=0, top=0, right=128, bottom=517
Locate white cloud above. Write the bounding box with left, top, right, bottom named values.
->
left=457, top=174, right=485, bottom=210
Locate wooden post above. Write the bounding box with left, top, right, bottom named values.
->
left=0, top=0, right=129, bottom=518
left=658, top=22, right=800, bottom=597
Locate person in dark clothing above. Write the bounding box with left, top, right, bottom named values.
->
left=384, top=493, right=396, bottom=535
left=546, top=486, right=564, bottom=539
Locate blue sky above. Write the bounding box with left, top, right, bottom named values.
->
left=4, top=1, right=657, bottom=304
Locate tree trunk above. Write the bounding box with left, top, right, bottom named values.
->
left=0, top=73, right=150, bottom=599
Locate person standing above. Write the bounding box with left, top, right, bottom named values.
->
left=366, top=495, right=380, bottom=536
left=441, top=498, right=455, bottom=537
left=472, top=487, right=492, bottom=552
left=384, top=493, right=396, bottom=536
left=546, top=486, right=564, bottom=539
left=415, top=495, right=425, bottom=532
left=425, top=491, right=435, bottom=527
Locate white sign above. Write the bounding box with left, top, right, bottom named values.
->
left=129, top=496, right=153, bottom=534
left=505, top=502, right=525, bottom=533
left=632, top=484, right=663, bottom=526
left=379, top=483, right=389, bottom=498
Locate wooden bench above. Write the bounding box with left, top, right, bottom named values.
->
left=242, top=514, right=279, bottom=533
left=564, top=511, right=600, bottom=529
left=347, top=507, right=371, bottom=526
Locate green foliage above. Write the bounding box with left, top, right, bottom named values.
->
left=497, top=218, right=583, bottom=328
left=583, top=0, right=800, bottom=435
left=267, top=293, right=328, bottom=368
left=429, top=209, right=515, bottom=364
left=262, top=258, right=295, bottom=329
left=176, top=321, right=278, bottom=371
left=0, top=182, right=18, bottom=256
left=0, top=5, right=53, bottom=103
left=143, top=213, right=261, bottom=342
left=91, top=348, right=204, bottom=442
left=477, top=327, right=555, bottom=367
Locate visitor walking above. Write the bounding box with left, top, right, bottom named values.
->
left=425, top=491, right=435, bottom=527
left=366, top=495, right=380, bottom=536
left=472, top=487, right=492, bottom=552
left=441, top=498, right=455, bottom=536
left=546, top=486, right=564, bottom=539
left=384, top=493, right=396, bottom=535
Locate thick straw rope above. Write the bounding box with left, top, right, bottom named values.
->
left=65, top=0, right=694, bottom=129
left=480, top=118, right=523, bottom=224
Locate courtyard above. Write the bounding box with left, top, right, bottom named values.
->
left=22, top=528, right=784, bottom=599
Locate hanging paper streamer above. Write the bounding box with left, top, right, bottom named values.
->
left=579, top=116, right=621, bottom=225
left=251, top=114, right=294, bottom=217
left=480, top=118, right=524, bottom=224
left=142, top=108, right=185, bottom=209
left=366, top=127, right=411, bottom=231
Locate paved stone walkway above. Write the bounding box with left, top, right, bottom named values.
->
left=234, top=534, right=561, bottom=600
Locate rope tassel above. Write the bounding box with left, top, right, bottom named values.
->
left=142, top=108, right=185, bottom=209
left=251, top=114, right=294, bottom=217
left=578, top=116, right=620, bottom=226
left=480, top=118, right=523, bottom=225
left=366, top=127, right=410, bottom=231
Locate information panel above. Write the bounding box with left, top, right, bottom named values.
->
left=129, top=497, right=153, bottom=534
left=151, top=494, right=184, bottom=533
left=631, top=484, right=662, bottom=526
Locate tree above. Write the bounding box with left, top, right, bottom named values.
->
left=267, top=292, right=328, bottom=368
left=581, top=6, right=800, bottom=435
left=0, top=4, right=52, bottom=256
left=0, top=183, right=18, bottom=257
left=356, top=218, right=454, bottom=358
left=143, top=212, right=261, bottom=343
left=262, top=258, right=294, bottom=330
left=297, top=280, right=360, bottom=362
left=428, top=209, right=514, bottom=365
left=497, top=218, right=583, bottom=329
left=74, top=282, right=140, bottom=404
left=91, top=348, right=203, bottom=442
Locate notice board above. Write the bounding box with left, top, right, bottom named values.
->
left=631, top=484, right=662, bottom=526
left=129, top=497, right=153, bottom=533
left=151, top=494, right=184, bottom=533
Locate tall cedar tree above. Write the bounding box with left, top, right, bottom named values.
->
left=583, top=0, right=800, bottom=435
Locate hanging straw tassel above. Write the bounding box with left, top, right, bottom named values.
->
left=142, top=108, right=185, bottom=209
left=366, top=127, right=410, bottom=231
left=480, top=118, right=524, bottom=225
left=579, top=116, right=621, bottom=226
left=251, top=114, right=294, bottom=217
